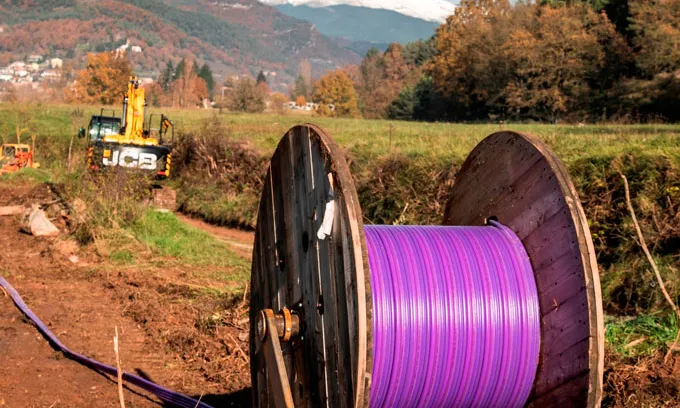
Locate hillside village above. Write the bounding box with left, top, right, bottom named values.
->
left=0, top=55, right=63, bottom=85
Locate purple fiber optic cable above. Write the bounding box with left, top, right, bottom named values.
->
left=365, top=223, right=540, bottom=408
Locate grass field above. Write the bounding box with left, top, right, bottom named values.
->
left=2, top=103, right=680, bottom=163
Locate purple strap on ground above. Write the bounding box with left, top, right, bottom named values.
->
left=0, top=276, right=213, bottom=408
left=365, top=222, right=540, bottom=408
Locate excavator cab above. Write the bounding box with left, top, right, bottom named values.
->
left=84, top=110, right=121, bottom=144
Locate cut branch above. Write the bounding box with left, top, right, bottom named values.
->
left=114, top=326, right=126, bottom=408
left=621, top=174, right=680, bottom=363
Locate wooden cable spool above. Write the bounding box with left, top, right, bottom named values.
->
left=249, top=124, right=604, bottom=408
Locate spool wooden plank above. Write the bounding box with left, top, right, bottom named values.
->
left=443, top=131, right=604, bottom=408
left=250, top=124, right=371, bottom=408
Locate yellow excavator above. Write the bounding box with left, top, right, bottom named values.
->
left=81, top=76, right=174, bottom=178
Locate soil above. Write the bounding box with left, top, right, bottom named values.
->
left=0, top=181, right=254, bottom=408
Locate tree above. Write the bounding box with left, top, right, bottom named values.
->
left=270, top=92, right=289, bottom=114
left=198, top=63, right=215, bottom=96
left=428, top=0, right=514, bottom=119
left=313, top=69, right=360, bottom=118
left=629, top=0, right=680, bottom=77
left=299, top=59, right=312, bottom=98
left=296, top=95, right=306, bottom=107
left=174, top=58, right=186, bottom=81
left=404, top=38, right=437, bottom=67
left=143, top=82, right=164, bottom=107
left=159, top=60, right=175, bottom=91
left=64, top=51, right=132, bottom=105
left=171, top=59, right=208, bottom=107
left=229, top=78, right=266, bottom=113
left=387, top=76, right=441, bottom=121
left=256, top=70, right=267, bottom=85
left=501, top=4, right=611, bottom=121
left=291, top=75, right=308, bottom=100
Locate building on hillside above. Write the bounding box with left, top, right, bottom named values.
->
left=0, top=74, right=12, bottom=82
left=27, top=55, right=42, bottom=63
left=50, top=58, right=63, bottom=69
left=8, top=62, right=26, bottom=72
left=40, top=71, right=59, bottom=81
left=131, top=46, right=142, bottom=53
left=139, top=77, right=153, bottom=85
left=27, top=63, right=40, bottom=72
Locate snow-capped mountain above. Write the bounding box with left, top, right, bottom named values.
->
left=259, top=0, right=457, bottom=23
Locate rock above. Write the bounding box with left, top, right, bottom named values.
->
left=22, top=205, right=59, bottom=237
left=68, top=255, right=80, bottom=264
left=69, top=198, right=87, bottom=223
left=0, top=206, right=25, bottom=216
left=238, top=332, right=249, bottom=342
left=52, top=238, right=79, bottom=258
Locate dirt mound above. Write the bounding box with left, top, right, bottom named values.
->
left=603, top=350, right=680, bottom=407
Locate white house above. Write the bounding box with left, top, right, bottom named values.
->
left=50, top=58, right=63, bottom=69
left=0, top=74, right=12, bottom=82
left=8, top=61, right=26, bottom=72
left=27, top=63, right=40, bottom=72
left=131, top=46, right=142, bottom=53
left=40, top=71, right=59, bottom=80
left=27, top=55, right=42, bottom=63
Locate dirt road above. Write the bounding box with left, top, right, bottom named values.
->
left=0, top=182, right=254, bottom=408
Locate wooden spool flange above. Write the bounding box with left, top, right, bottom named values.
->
left=250, top=125, right=604, bottom=407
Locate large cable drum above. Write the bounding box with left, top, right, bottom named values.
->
left=249, top=124, right=604, bottom=408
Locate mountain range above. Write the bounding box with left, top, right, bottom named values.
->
left=274, top=4, right=440, bottom=54
left=259, top=0, right=457, bottom=22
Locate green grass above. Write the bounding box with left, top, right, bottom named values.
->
left=0, top=167, right=53, bottom=183
left=130, top=209, right=249, bottom=282
left=606, top=313, right=679, bottom=356
left=109, top=249, right=136, bottom=264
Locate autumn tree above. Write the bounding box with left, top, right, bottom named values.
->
left=629, top=0, right=680, bottom=77
left=428, top=0, right=514, bottom=119
left=171, top=60, right=208, bottom=107
left=228, top=78, right=266, bottom=113
left=313, top=69, right=360, bottom=118
left=296, top=95, right=307, bottom=107
left=64, top=51, right=132, bottom=105
left=143, top=82, right=164, bottom=107
left=502, top=4, right=621, bottom=121
left=299, top=59, right=312, bottom=98
left=355, top=44, right=422, bottom=119
left=270, top=92, right=289, bottom=114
